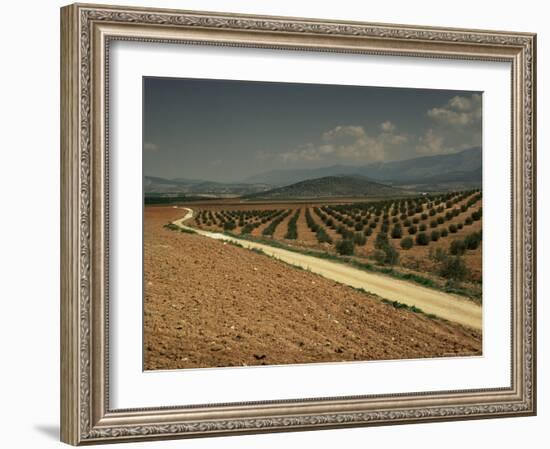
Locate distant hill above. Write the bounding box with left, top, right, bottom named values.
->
left=243, top=175, right=409, bottom=200
left=391, top=166, right=482, bottom=185
left=145, top=148, right=481, bottom=197
left=243, top=147, right=482, bottom=188
left=389, top=167, right=482, bottom=191
left=363, top=148, right=481, bottom=183
left=243, top=165, right=357, bottom=187
left=144, top=176, right=271, bottom=197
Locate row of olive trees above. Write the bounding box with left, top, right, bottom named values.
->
left=284, top=209, right=300, bottom=239
left=262, top=209, right=293, bottom=237
left=215, top=208, right=285, bottom=231
left=305, top=208, right=333, bottom=244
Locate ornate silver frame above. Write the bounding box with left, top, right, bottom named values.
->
left=60, top=3, right=536, bottom=445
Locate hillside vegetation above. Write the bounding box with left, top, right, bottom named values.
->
left=244, top=175, right=409, bottom=200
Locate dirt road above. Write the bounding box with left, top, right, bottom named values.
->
left=172, top=208, right=482, bottom=330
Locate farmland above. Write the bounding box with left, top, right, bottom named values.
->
left=144, top=206, right=482, bottom=370
left=144, top=188, right=483, bottom=369
left=187, top=189, right=483, bottom=293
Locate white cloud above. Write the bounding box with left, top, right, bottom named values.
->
left=417, top=93, right=482, bottom=155
left=272, top=94, right=481, bottom=164
left=427, top=94, right=481, bottom=127
left=280, top=143, right=325, bottom=162
left=280, top=123, right=408, bottom=164
left=144, top=142, right=159, bottom=152
left=380, top=120, right=396, bottom=133
left=416, top=129, right=445, bottom=155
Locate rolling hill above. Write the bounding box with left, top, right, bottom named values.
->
left=243, top=175, right=410, bottom=200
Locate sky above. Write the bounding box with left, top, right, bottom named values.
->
left=143, top=77, right=482, bottom=183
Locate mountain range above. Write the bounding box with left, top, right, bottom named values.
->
left=243, top=147, right=481, bottom=190
left=145, top=147, right=482, bottom=197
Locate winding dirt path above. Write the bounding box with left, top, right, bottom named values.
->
left=172, top=208, right=482, bottom=330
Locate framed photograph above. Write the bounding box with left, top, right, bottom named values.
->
left=60, top=3, right=536, bottom=445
